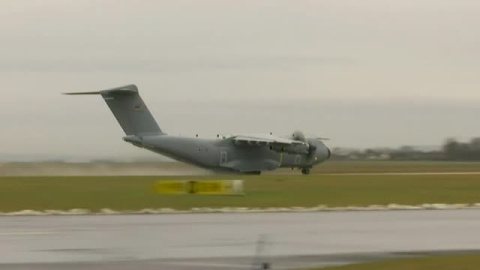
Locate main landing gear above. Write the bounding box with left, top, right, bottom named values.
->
left=301, top=168, right=310, bottom=175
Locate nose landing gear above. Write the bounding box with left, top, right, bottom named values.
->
left=301, top=168, right=310, bottom=175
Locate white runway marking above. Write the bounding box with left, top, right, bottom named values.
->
left=167, top=261, right=252, bottom=269
left=323, top=172, right=480, bottom=176
left=275, top=172, right=480, bottom=176
left=1, top=203, right=480, bottom=216
left=0, top=231, right=56, bottom=236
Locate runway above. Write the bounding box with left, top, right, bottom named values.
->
left=1, top=210, right=480, bottom=269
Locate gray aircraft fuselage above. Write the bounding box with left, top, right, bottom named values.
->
left=66, top=85, right=331, bottom=174
left=124, top=135, right=331, bottom=174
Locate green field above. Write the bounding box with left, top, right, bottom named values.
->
left=3, top=161, right=480, bottom=177
left=1, top=168, right=480, bottom=212
left=316, top=254, right=480, bottom=270
left=306, top=160, right=480, bottom=174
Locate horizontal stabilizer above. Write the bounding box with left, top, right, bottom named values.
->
left=64, top=84, right=138, bottom=96
left=64, top=91, right=102, bottom=95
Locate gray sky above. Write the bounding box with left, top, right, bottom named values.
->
left=1, top=0, right=480, bottom=160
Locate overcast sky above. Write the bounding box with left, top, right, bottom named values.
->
left=1, top=0, right=480, bottom=160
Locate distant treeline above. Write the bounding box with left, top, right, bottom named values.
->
left=332, top=138, right=480, bottom=161
left=443, top=138, right=480, bottom=161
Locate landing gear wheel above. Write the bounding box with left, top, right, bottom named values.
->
left=301, top=168, right=310, bottom=175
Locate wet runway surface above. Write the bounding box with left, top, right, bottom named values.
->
left=1, top=210, right=480, bottom=269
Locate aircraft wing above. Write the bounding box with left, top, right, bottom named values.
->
left=231, top=134, right=304, bottom=145
left=230, top=134, right=310, bottom=154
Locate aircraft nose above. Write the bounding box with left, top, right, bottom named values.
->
left=314, top=144, right=331, bottom=163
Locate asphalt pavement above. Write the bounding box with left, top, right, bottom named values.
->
left=1, top=210, right=479, bottom=269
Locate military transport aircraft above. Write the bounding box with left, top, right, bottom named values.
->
left=66, top=85, right=331, bottom=174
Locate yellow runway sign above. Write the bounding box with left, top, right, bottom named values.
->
left=154, top=180, right=244, bottom=195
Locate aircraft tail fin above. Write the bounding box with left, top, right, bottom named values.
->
left=65, top=84, right=163, bottom=136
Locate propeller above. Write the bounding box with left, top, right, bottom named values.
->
left=291, top=130, right=306, bottom=142
left=291, top=131, right=329, bottom=142
left=291, top=131, right=318, bottom=155
left=290, top=131, right=330, bottom=157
